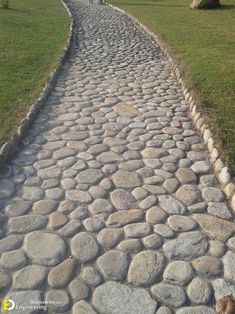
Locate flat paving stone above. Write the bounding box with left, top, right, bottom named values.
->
left=110, top=188, right=135, bottom=210
left=93, top=281, right=157, bottom=314
left=24, top=231, right=66, bottom=266
left=5, top=199, right=31, bottom=217
left=128, top=250, right=165, bottom=285
left=112, top=170, right=142, bottom=188
left=151, top=283, right=186, bottom=307
left=71, top=232, right=99, bottom=262
left=97, top=250, right=129, bottom=281
left=13, top=265, right=48, bottom=290
left=163, top=231, right=208, bottom=260
left=9, top=215, right=48, bottom=233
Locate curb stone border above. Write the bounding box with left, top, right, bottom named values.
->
left=109, top=3, right=235, bottom=213
left=0, top=0, right=74, bottom=170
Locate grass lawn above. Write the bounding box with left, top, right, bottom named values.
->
left=0, top=0, right=70, bottom=145
left=109, top=0, right=235, bottom=175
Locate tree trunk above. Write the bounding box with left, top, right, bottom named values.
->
left=191, top=0, right=221, bottom=9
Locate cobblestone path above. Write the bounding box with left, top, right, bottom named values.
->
left=0, top=1, right=235, bottom=313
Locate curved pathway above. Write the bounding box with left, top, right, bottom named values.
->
left=0, top=1, right=235, bottom=313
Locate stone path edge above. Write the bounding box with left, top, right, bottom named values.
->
left=0, top=0, right=74, bottom=170
left=109, top=2, right=235, bottom=212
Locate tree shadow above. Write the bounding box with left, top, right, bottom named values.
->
left=112, top=2, right=185, bottom=8
left=219, top=4, right=235, bottom=10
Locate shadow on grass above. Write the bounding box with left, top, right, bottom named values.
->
left=111, top=2, right=185, bottom=8
left=219, top=4, right=235, bottom=10
left=111, top=2, right=235, bottom=10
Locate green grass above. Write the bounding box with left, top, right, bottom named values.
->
left=0, top=0, right=70, bottom=145
left=109, top=0, right=235, bottom=175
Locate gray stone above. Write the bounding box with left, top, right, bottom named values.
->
left=139, top=195, right=157, bottom=209
left=176, top=306, right=216, bottom=314
left=107, top=209, right=143, bottom=227
left=89, top=185, right=107, bottom=199
left=97, top=151, right=123, bottom=163
left=48, top=211, right=68, bottom=230
left=207, top=202, right=232, bottom=219
left=33, top=200, right=57, bottom=215
left=45, top=290, right=70, bottom=312
left=38, top=166, right=62, bottom=179
left=70, top=207, right=89, bottom=220
left=142, top=234, right=162, bottom=249
left=0, top=179, right=15, bottom=198
left=191, top=161, right=212, bottom=174
left=200, top=174, right=218, bottom=187
left=66, top=190, right=92, bottom=203
left=59, top=219, right=82, bottom=237
left=223, top=251, right=235, bottom=284
left=156, top=307, right=172, bottom=314
left=141, top=147, right=167, bottom=159
left=88, top=199, right=113, bottom=215
left=202, top=187, right=224, bottom=202
left=146, top=206, right=167, bottom=224
left=193, top=214, right=235, bottom=241
left=112, top=170, right=141, bottom=188
left=176, top=184, right=202, bottom=206
left=93, top=281, right=157, bottom=314
left=0, top=235, right=22, bottom=254
left=192, top=255, right=222, bottom=277
left=81, top=266, right=102, bottom=287
left=176, top=168, right=197, bottom=184
left=124, top=222, right=151, bottom=238
left=0, top=269, right=10, bottom=289
left=53, top=147, right=77, bottom=160
left=48, top=258, right=76, bottom=288
left=0, top=250, right=26, bottom=271
left=5, top=199, right=31, bottom=217
left=187, top=277, right=212, bottom=304
left=209, top=240, right=225, bottom=257
left=117, top=239, right=143, bottom=254
left=76, top=169, right=103, bottom=184
left=97, top=250, right=129, bottom=280
left=71, top=232, right=99, bottom=262
left=24, top=231, right=66, bottom=266
left=9, top=215, right=47, bottom=233
left=58, top=112, right=78, bottom=121
left=128, top=250, right=165, bottom=285
left=110, top=189, right=135, bottom=210
left=46, top=187, right=64, bottom=200
left=167, top=215, right=197, bottom=231
left=6, top=291, right=42, bottom=314
left=132, top=187, right=148, bottom=200
left=154, top=224, right=175, bottom=238
left=158, top=195, right=186, bottom=214
left=119, top=160, right=144, bottom=171
left=163, top=178, right=179, bottom=193
left=163, top=261, right=194, bottom=285
left=188, top=202, right=207, bottom=213
left=151, top=283, right=186, bottom=307
left=97, top=228, right=123, bottom=248
left=13, top=265, right=47, bottom=290
left=83, top=217, right=105, bottom=232
left=212, top=278, right=235, bottom=300
left=69, top=278, right=90, bottom=302
left=163, top=231, right=208, bottom=260
left=22, top=187, right=44, bottom=201
left=72, top=300, right=97, bottom=314
left=227, top=237, right=235, bottom=252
